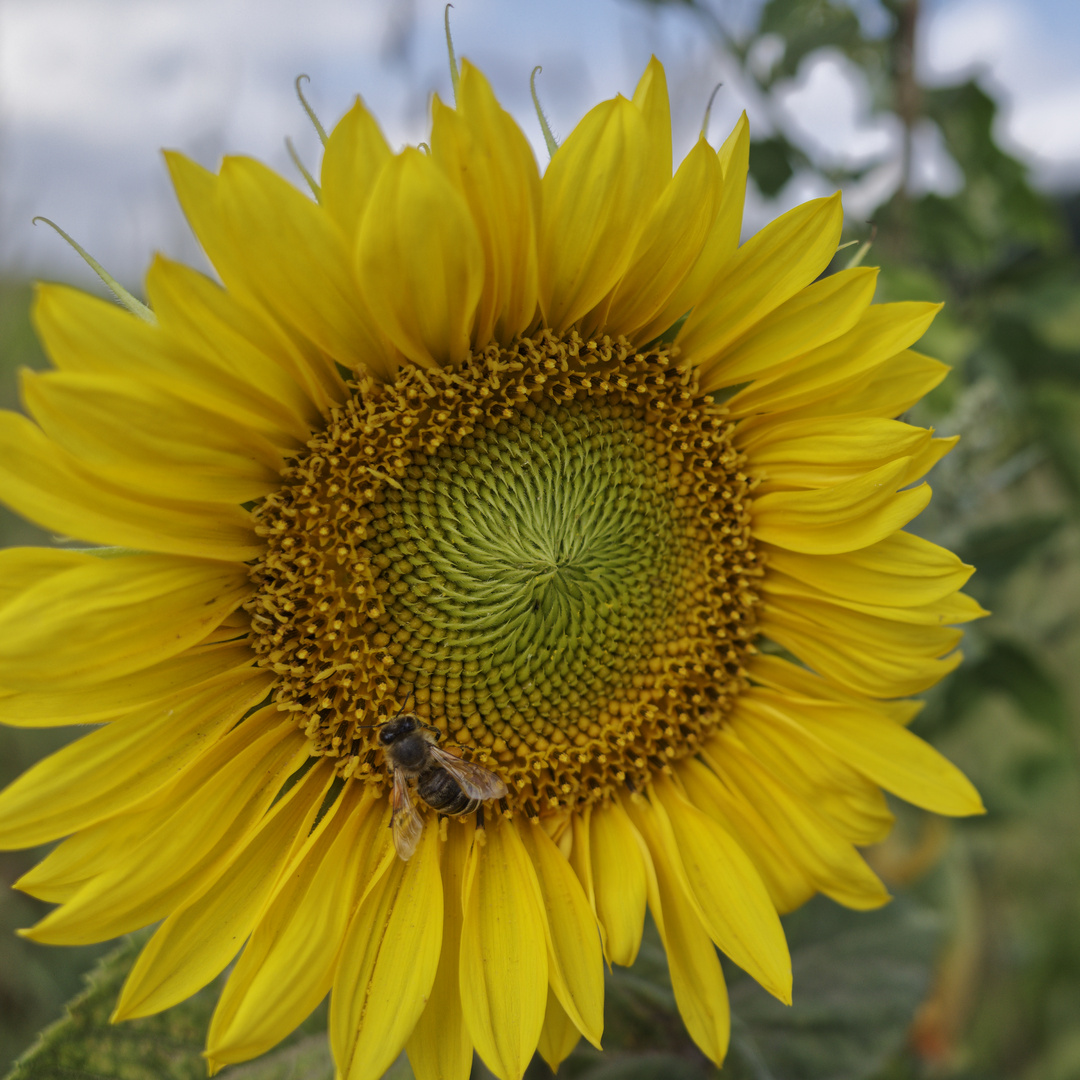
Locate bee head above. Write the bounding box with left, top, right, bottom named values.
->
left=378, top=713, right=421, bottom=744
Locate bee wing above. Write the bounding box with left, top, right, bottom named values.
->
left=428, top=745, right=508, bottom=802
left=391, top=770, right=424, bottom=861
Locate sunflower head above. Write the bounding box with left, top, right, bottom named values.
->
left=0, top=51, right=984, bottom=1080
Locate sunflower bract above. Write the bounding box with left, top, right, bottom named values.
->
left=0, top=55, right=985, bottom=1080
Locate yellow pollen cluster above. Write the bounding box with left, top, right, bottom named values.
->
left=248, top=331, right=762, bottom=815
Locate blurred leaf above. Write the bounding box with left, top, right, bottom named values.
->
left=930, top=638, right=1070, bottom=743
left=1007, top=750, right=1067, bottom=797
left=4, top=933, right=332, bottom=1080
left=759, top=0, right=882, bottom=83
left=1030, top=383, right=1080, bottom=497
left=966, top=639, right=1070, bottom=735
left=544, top=1053, right=705, bottom=1080
left=912, top=81, right=1059, bottom=268
left=545, top=897, right=940, bottom=1080
left=924, top=637, right=1069, bottom=742
left=988, top=316, right=1080, bottom=385
left=749, top=138, right=795, bottom=196
left=724, top=896, right=941, bottom=1080
left=959, top=515, right=1065, bottom=581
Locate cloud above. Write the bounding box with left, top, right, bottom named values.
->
left=923, top=0, right=1080, bottom=186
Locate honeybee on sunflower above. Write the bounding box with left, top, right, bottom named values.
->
left=0, top=33, right=983, bottom=1080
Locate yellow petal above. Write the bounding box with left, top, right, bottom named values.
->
left=631, top=56, right=673, bottom=182
left=407, top=820, right=474, bottom=1080
left=589, top=797, right=647, bottom=966
left=755, top=687, right=984, bottom=817
left=748, top=652, right=924, bottom=726
left=759, top=595, right=963, bottom=697
left=539, top=96, right=660, bottom=331
left=537, top=988, right=582, bottom=1074
left=729, top=301, right=942, bottom=419
left=34, top=280, right=320, bottom=440
left=0, top=546, right=92, bottom=607
left=357, top=148, right=484, bottom=367
left=567, top=803, right=595, bottom=917
left=651, top=775, right=791, bottom=1004
left=0, top=642, right=257, bottom=726
left=22, top=713, right=308, bottom=944
left=16, top=805, right=157, bottom=903
left=752, top=458, right=931, bottom=555
left=330, top=822, right=443, bottom=1080
left=763, top=568, right=988, bottom=626
left=600, top=138, right=722, bottom=339
left=114, top=761, right=332, bottom=1020
left=166, top=152, right=357, bottom=395
left=215, top=155, right=395, bottom=378
left=145, top=256, right=321, bottom=439
left=0, top=554, right=250, bottom=691
left=677, top=757, right=815, bottom=915
left=518, top=819, right=604, bottom=1048
left=459, top=815, right=548, bottom=1080
left=704, top=732, right=891, bottom=911
left=165, top=151, right=257, bottom=301
left=807, top=348, right=950, bottom=420
left=727, top=697, right=894, bottom=846
left=904, top=434, right=958, bottom=484
left=0, top=665, right=272, bottom=848
left=22, top=369, right=284, bottom=503
left=697, top=267, right=878, bottom=392
left=761, top=530, right=974, bottom=607
left=744, top=417, right=933, bottom=494
left=206, top=787, right=392, bottom=1068
left=634, top=113, right=750, bottom=345
left=0, top=411, right=259, bottom=561
left=433, top=61, right=541, bottom=345
left=713, top=111, right=751, bottom=257
left=676, top=193, right=843, bottom=367
left=321, top=96, right=392, bottom=240
left=622, top=793, right=731, bottom=1065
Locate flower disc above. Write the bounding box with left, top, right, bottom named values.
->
left=250, top=331, right=760, bottom=811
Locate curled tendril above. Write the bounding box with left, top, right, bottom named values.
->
left=530, top=66, right=558, bottom=158
left=844, top=223, right=878, bottom=270
left=286, top=137, right=322, bottom=201
left=701, top=82, right=723, bottom=139
left=444, top=4, right=460, bottom=101
left=32, top=217, right=155, bottom=323
left=295, top=74, right=328, bottom=146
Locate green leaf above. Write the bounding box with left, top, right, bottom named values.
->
left=540, top=897, right=940, bottom=1080
left=758, top=0, right=879, bottom=83
left=967, top=639, right=1069, bottom=735
left=919, top=638, right=1069, bottom=740
left=4, top=933, right=332, bottom=1080
left=748, top=138, right=795, bottom=197
left=1031, top=383, right=1080, bottom=498
left=958, top=515, right=1065, bottom=582
left=987, top=316, right=1080, bottom=386
left=723, top=895, right=941, bottom=1080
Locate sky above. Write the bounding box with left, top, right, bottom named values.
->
left=1, top=0, right=1079, bottom=286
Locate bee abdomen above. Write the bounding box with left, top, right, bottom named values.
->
left=418, top=769, right=479, bottom=816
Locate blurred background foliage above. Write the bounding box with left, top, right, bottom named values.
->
left=2, top=0, right=1080, bottom=1077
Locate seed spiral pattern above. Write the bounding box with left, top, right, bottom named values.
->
left=248, top=331, right=762, bottom=814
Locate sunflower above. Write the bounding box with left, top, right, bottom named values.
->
left=0, top=53, right=983, bottom=1080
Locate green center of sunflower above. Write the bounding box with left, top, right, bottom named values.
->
left=248, top=331, right=761, bottom=815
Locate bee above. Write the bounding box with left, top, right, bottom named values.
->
left=379, top=713, right=508, bottom=860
